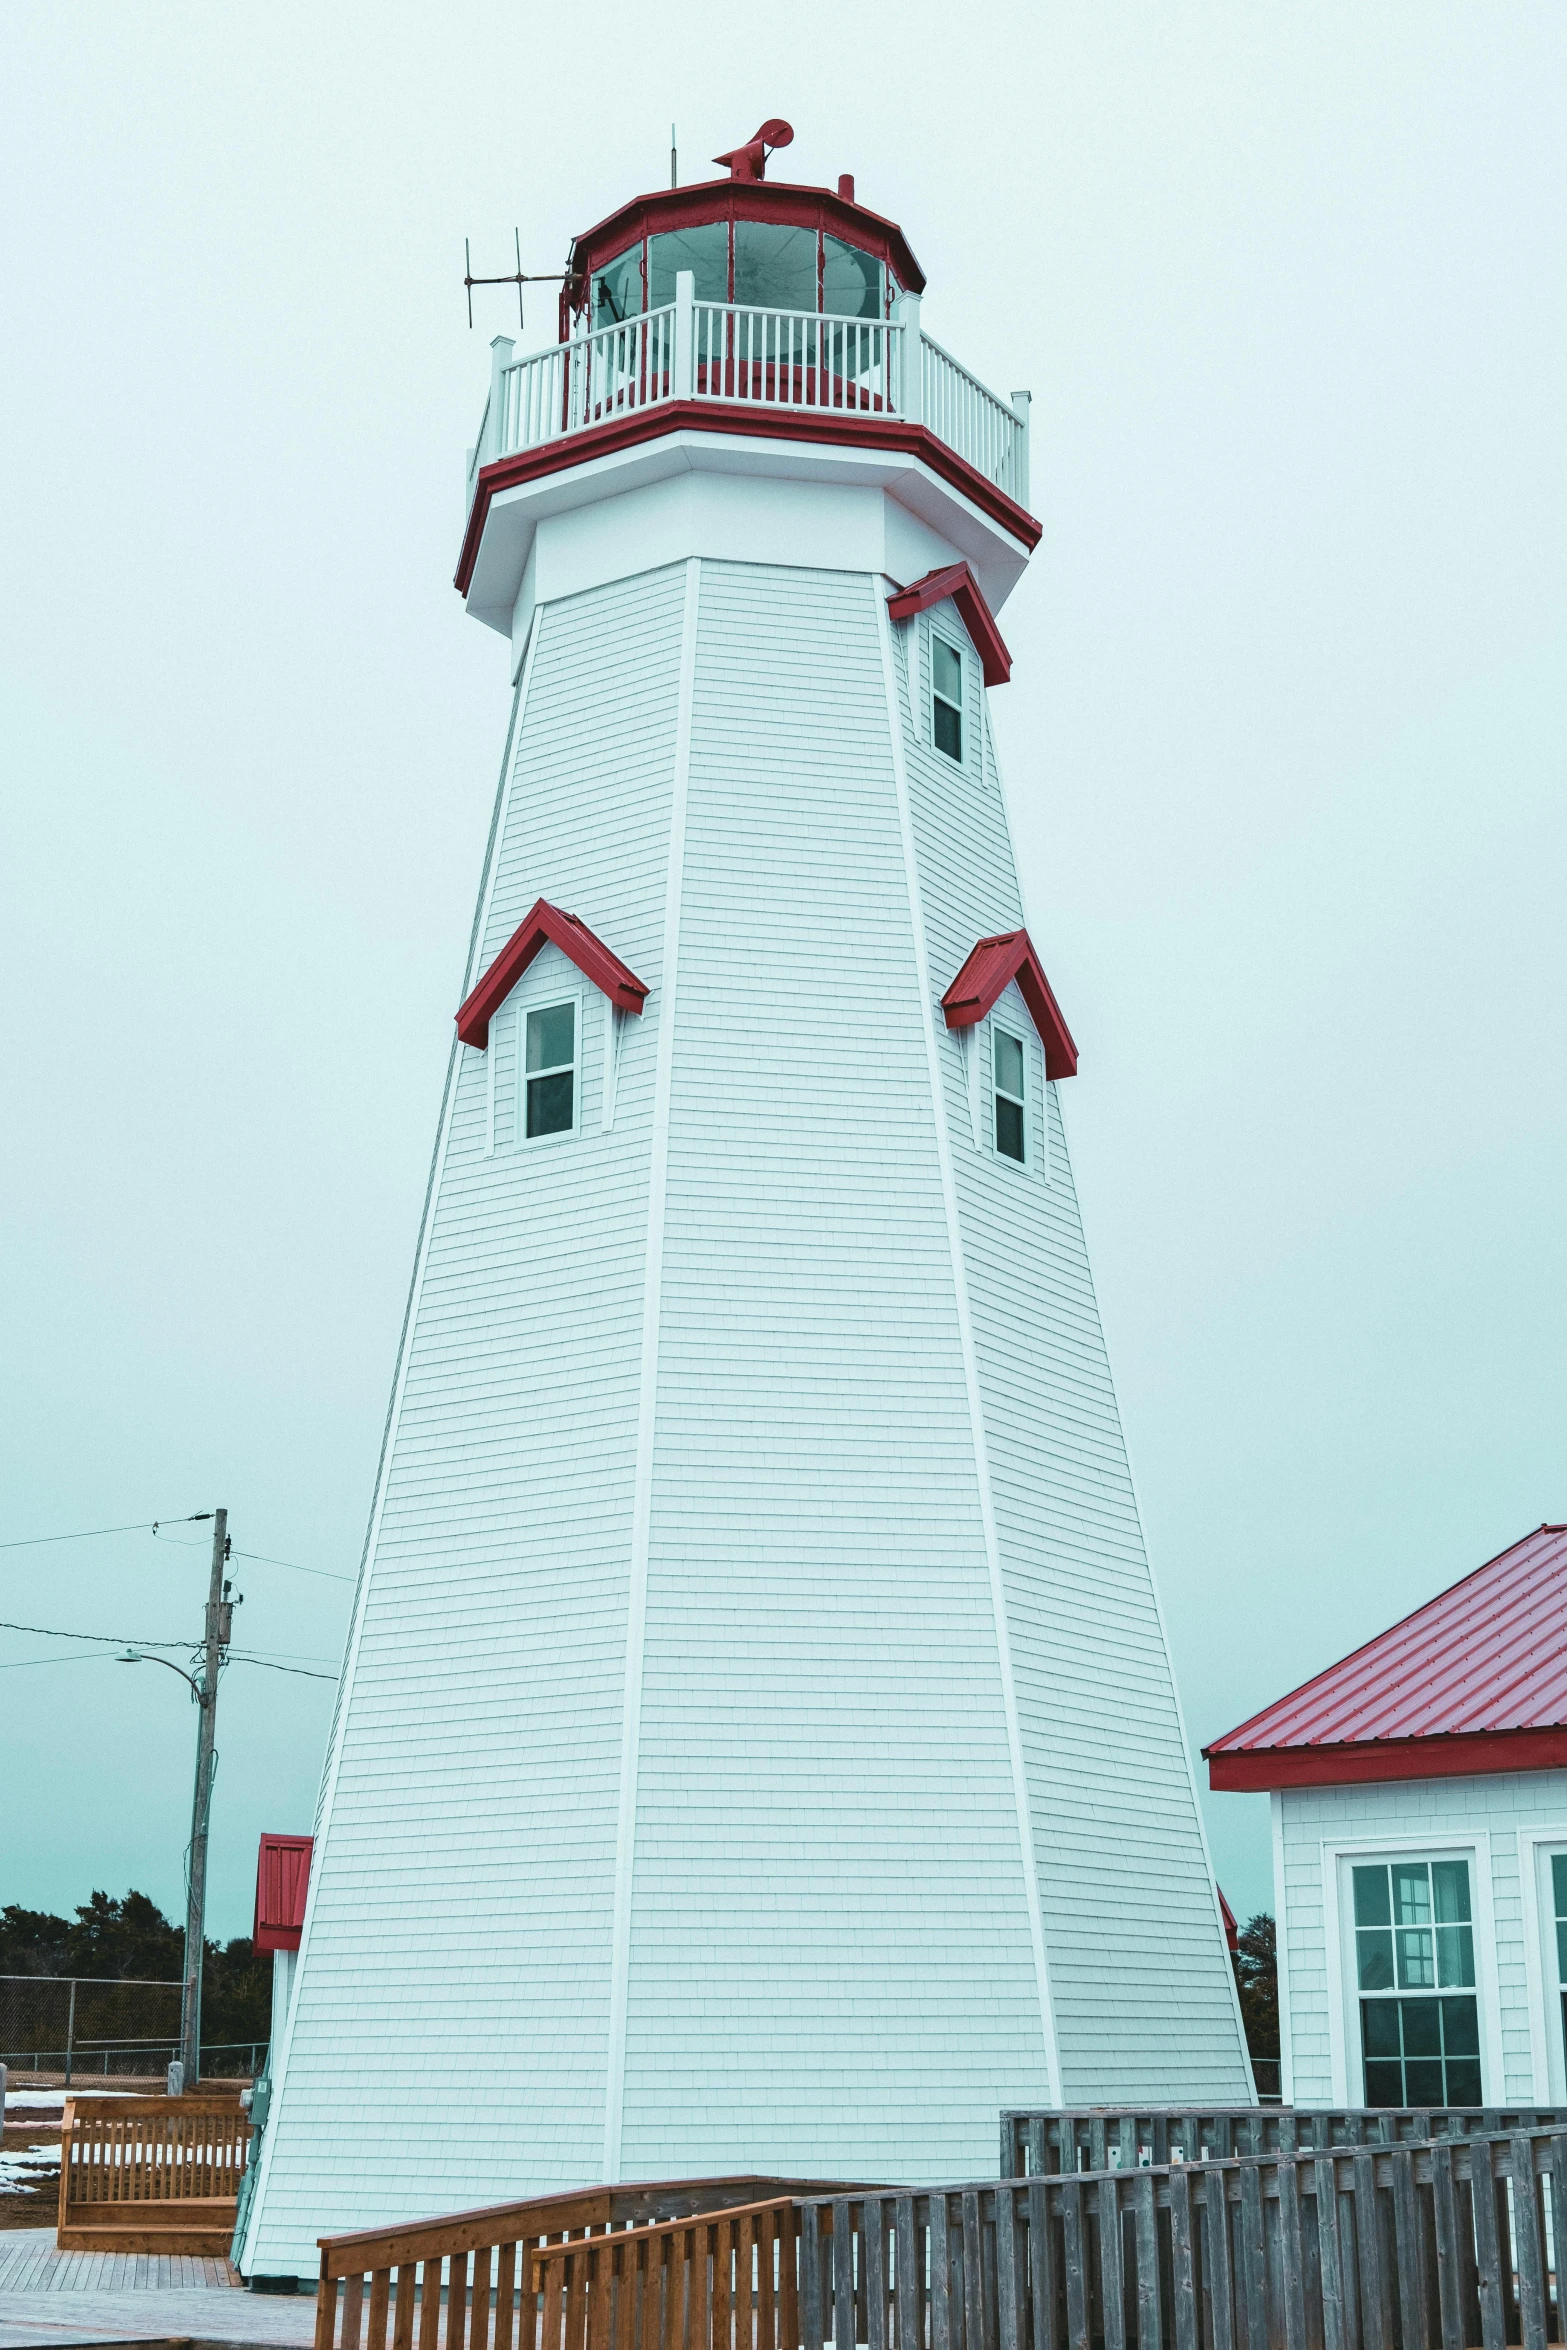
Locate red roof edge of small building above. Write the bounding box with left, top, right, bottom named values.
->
left=456, top=899, right=650, bottom=1049
left=941, top=930, right=1078, bottom=1080
left=886, top=563, right=1012, bottom=687
left=1203, top=1522, right=1567, bottom=1762
left=254, top=1833, right=313, bottom=1953
left=1217, top=1887, right=1239, bottom=1952
left=1207, top=1724, right=1567, bottom=1792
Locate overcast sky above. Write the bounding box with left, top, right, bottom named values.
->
left=2, top=4, right=1563, bottom=1948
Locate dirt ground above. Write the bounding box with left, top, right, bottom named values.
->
left=0, top=2120, right=60, bottom=2231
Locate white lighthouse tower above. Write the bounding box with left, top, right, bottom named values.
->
left=240, top=125, right=1250, bottom=2277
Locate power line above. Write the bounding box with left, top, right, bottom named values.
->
left=0, top=1513, right=210, bottom=1553
left=0, top=1649, right=116, bottom=1671
left=226, top=1656, right=339, bottom=1683
left=231, top=1547, right=353, bottom=1586
left=0, top=1616, right=190, bottom=1649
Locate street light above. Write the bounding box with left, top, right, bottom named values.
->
left=117, top=1650, right=204, bottom=1702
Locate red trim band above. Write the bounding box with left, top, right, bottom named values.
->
left=1205, top=1726, right=1567, bottom=1791
left=887, top=561, right=1012, bottom=687
left=457, top=900, right=648, bottom=1049
left=455, top=405, right=1041, bottom=597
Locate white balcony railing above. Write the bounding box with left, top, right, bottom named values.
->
left=464, top=278, right=1030, bottom=517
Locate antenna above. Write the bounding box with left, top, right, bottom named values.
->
left=671, top=123, right=677, bottom=190
left=463, top=230, right=569, bottom=330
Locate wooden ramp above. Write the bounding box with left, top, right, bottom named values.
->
left=57, top=2091, right=250, bottom=2256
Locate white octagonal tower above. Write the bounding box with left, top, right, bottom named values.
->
left=240, top=125, right=1250, bottom=2276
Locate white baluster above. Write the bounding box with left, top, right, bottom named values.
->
left=897, top=294, right=922, bottom=424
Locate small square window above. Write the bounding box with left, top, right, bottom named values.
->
left=993, top=1026, right=1026, bottom=1164
left=932, top=636, right=964, bottom=763
left=523, top=1001, right=576, bottom=1140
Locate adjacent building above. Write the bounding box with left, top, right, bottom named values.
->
left=1206, top=1522, right=1567, bottom=2109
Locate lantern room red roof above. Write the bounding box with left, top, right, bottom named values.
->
left=567, top=176, right=926, bottom=307
left=887, top=564, right=1012, bottom=688
left=942, top=931, right=1079, bottom=1080
left=457, top=899, right=649, bottom=1050
left=1205, top=1523, right=1567, bottom=1790
left=254, top=1833, right=312, bottom=1954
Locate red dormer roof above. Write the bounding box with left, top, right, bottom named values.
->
left=941, top=931, right=1078, bottom=1079
left=456, top=899, right=649, bottom=1049
left=1205, top=1523, right=1567, bottom=1790
left=254, top=1833, right=312, bottom=1953
left=887, top=564, right=1012, bottom=688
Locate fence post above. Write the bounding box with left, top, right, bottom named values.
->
left=673, top=270, right=695, bottom=401
left=486, top=336, right=515, bottom=466
left=1010, top=390, right=1031, bottom=510
left=65, top=1979, right=76, bottom=2087
left=897, top=293, right=922, bottom=424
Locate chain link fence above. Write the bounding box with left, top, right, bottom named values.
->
left=0, top=1973, right=262, bottom=2086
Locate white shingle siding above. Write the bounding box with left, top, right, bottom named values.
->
left=241, top=557, right=1247, bottom=2279
left=1276, top=1773, right=1567, bottom=2106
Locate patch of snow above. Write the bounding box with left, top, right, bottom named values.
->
left=0, top=2142, right=61, bottom=2187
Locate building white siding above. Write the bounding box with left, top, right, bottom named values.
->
left=241, top=551, right=1249, bottom=2279
left=1276, top=1772, right=1567, bottom=2106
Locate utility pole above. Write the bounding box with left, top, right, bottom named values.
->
left=177, top=1506, right=231, bottom=2089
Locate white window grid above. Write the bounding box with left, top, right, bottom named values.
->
left=925, top=616, right=970, bottom=770
left=991, top=1018, right=1029, bottom=1169
left=1320, top=1833, right=1503, bottom=2106
left=485, top=987, right=584, bottom=1152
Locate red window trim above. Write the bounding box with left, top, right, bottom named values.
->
left=456, top=899, right=648, bottom=1049
left=886, top=562, right=1012, bottom=688
left=942, top=931, right=1078, bottom=1081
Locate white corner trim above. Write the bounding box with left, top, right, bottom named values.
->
left=602, top=1000, right=622, bottom=1130
left=1515, top=1826, right=1567, bottom=2101
left=1271, top=1791, right=1294, bottom=2104
left=959, top=1025, right=981, bottom=1149
left=602, top=555, right=701, bottom=2182
left=870, top=576, right=1062, bottom=2106
left=239, top=612, right=545, bottom=2275
left=1322, top=1830, right=1501, bottom=2106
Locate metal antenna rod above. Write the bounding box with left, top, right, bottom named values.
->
left=463, top=234, right=569, bottom=328
left=671, top=123, right=677, bottom=189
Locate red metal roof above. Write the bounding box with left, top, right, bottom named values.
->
left=941, top=931, right=1078, bottom=1080
left=254, top=1833, right=312, bottom=1953
left=456, top=899, right=649, bottom=1050
left=886, top=563, right=1012, bottom=688
left=1206, top=1524, right=1567, bottom=1791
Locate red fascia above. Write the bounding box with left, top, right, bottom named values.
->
left=942, top=931, right=1079, bottom=1080
left=1205, top=1726, right=1567, bottom=1793
left=886, top=562, right=1012, bottom=687
left=1218, top=1887, right=1239, bottom=1952
left=457, top=899, right=649, bottom=1049
left=567, top=178, right=926, bottom=302
left=254, top=1833, right=312, bottom=1954
left=455, top=406, right=1041, bottom=598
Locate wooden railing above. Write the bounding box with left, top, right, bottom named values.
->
left=314, top=2177, right=863, bottom=2350
left=1001, top=2106, right=1567, bottom=2177
left=58, top=2091, right=249, bottom=2252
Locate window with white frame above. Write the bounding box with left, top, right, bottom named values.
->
left=1548, top=1853, right=1567, bottom=2079
left=1351, top=1858, right=1481, bottom=2105
left=931, top=634, right=964, bottom=763
left=993, top=1025, right=1027, bottom=1165
left=522, top=1000, right=577, bottom=1140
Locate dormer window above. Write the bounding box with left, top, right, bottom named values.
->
left=525, top=1002, right=577, bottom=1139
left=932, top=637, right=964, bottom=762
left=993, top=1027, right=1027, bottom=1164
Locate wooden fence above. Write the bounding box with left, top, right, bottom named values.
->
left=314, top=2177, right=865, bottom=2350
left=58, top=2091, right=250, bottom=2253
left=315, top=2125, right=1567, bottom=2350
left=1001, top=2112, right=1567, bottom=2180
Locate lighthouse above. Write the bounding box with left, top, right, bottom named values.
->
left=239, top=127, right=1250, bottom=2277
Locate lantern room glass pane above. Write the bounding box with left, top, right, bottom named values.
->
left=649, top=223, right=729, bottom=308
left=733, top=222, right=818, bottom=313
left=590, top=246, right=643, bottom=331
left=822, top=234, right=882, bottom=319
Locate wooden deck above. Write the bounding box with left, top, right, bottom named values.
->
left=0, top=2224, right=318, bottom=2347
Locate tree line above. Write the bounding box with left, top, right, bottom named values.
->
left=0, top=1890, right=272, bottom=2051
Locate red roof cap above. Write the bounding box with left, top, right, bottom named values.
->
left=1206, top=1523, right=1567, bottom=1790
left=457, top=900, right=649, bottom=1050
left=886, top=564, right=1012, bottom=688
left=941, top=931, right=1078, bottom=1080
left=254, top=1833, right=312, bottom=1953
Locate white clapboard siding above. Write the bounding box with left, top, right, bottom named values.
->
left=897, top=595, right=1251, bottom=2102
left=242, top=550, right=1249, bottom=2281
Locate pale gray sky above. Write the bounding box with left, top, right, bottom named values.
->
left=2, top=4, right=1563, bottom=1941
